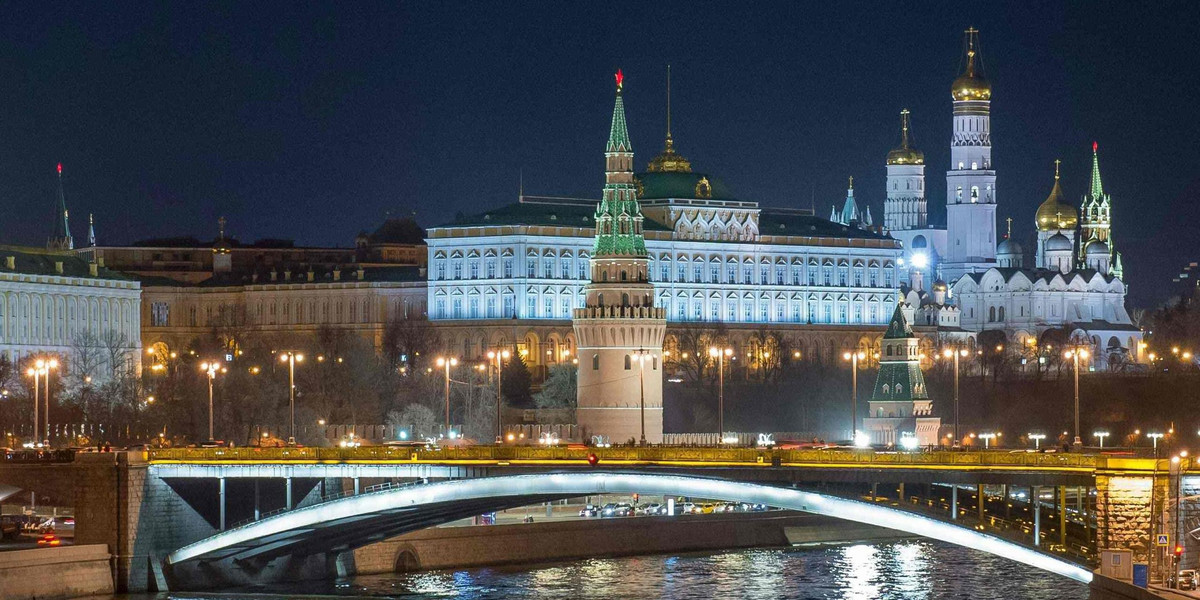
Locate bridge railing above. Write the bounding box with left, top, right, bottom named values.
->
left=146, top=446, right=1105, bottom=470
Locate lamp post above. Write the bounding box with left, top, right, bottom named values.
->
left=488, top=349, right=511, bottom=443
left=436, top=357, right=458, bottom=436
left=979, top=432, right=997, bottom=449
left=1148, top=432, right=1164, bottom=452
left=40, top=359, right=57, bottom=444
left=635, top=348, right=649, bottom=446
left=199, top=360, right=224, bottom=441
left=843, top=350, right=866, bottom=441
left=25, top=365, right=40, bottom=445
left=1064, top=347, right=1089, bottom=447
left=278, top=352, right=304, bottom=445
left=1029, top=433, right=1046, bottom=450
left=1094, top=431, right=1110, bottom=448
left=708, top=346, right=733, bottom=438
left=942, top=347, right=968, bottom=447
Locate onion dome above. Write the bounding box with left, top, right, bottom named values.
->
left=886, top=109, right=924, bottom=165
left=1085, top=239, right=1110, bottom=255
left=951, top=28, right=991, bottom=102
left=1046, top=232, right=1072, bottom=252
left=646, top=136, right=692, bottom=173
left=1035, top=160, right=1079, bottom=231
left=997, top=238, right=1023, bottom=255
left=931, top=279, right=948, bottom=292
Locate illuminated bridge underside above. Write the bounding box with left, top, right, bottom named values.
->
left=167, top=472, right=1091, bottom=583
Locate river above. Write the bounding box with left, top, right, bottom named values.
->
left=128, top=539, right=1089, bottom=599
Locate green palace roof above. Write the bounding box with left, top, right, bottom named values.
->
left=438, top=200, right=673, bottom=232
left=758, top=209, right=894, bottom=241
left=635, top=171, right=737, bottom=201
left=0, top=246, right=133, bottom=281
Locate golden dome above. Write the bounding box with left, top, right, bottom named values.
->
left=886, top=109, right=924, bottom=165
left=951, top=29, right=991, bottom=102
left=1036, top=160, right=1078, bottom=231
left=646, top=136, right=692, bottom=173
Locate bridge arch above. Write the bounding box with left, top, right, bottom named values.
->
left=167, top=472, right=1090, bottom=584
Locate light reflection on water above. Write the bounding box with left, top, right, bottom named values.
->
left=154, top=540, right=1088, bottom=600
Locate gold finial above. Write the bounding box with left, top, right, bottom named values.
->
left=665, top=64, right=672, bottom=146
left=1054, top=159, right=1061, bottom=180
left=900, top=109, right=910, bottom=148
left=848, top=176, right=854, bottom=190
left=218, top=216, right=227, bottom=239
left=1006, top=217, right=1012, bottom=239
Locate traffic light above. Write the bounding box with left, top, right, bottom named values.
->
left=587, top=453, right=599, bottom=466
left=1175, top=545, right=1184, bottom=558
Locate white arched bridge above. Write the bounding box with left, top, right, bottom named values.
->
left=166, top=471, right=1092, bottom=584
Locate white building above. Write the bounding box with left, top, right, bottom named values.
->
left=0, top=246, right=142, bottom=377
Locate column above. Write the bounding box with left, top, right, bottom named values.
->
left=1033, top=486, right=1041, bottom=547
left=286, top=477, right=294, bottom=510
left=1003, top=484, right=1011, bottom=520
left=977, top=484, right=985, bottom=522
left=1059, top=486, right=1067, bottom=547
left=254, top=480, right=261, bottom=521
left=218, top=477, right=227, bottom=531
left=354, top=477, right=361, bottom=495
left=871, top=483, right=877, bottom=503
left=951, top=485, right=958, bottom=520
left=898, top=482, right=905, bottom=504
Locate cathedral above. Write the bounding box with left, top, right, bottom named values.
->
left=881, top=29, right=1142, bottom=368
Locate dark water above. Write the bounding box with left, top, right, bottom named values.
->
left=147, top=540, right=1088, bottom=599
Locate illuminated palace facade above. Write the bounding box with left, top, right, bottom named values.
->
left=425, top=91, right=902, bottom=370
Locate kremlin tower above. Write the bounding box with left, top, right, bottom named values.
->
left=573, top=70, right=667, bottom=445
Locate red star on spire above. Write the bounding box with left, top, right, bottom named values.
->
left=615, top=69, right=624, bottom=92
left=1092, top=141, right=1098, bottom=153
left=57, top=162, right=62, bottom=175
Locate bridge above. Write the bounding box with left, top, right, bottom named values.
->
left=1, top=446, right=1192, bottom=592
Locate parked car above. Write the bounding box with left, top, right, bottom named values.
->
left=1178, top=570, right=1197, bottom=591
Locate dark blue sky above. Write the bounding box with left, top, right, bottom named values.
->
left=0, top=2, right=1197, bottom=307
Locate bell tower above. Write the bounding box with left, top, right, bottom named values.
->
left=943, top=28, right=998, bottom=282
left=573, top=70, right=667, bottom=445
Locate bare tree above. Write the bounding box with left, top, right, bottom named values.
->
left=69, top=330, right=105, bottom=387
left=100, top=329, right=133, bottom=379
left=382, top=316, right=442, bottom=370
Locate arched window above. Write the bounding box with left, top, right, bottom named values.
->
left=624, top=354, right=632, bottom=370
left=988, top=306, right=996, bottom=322
left=998, top=306, right=1006, bottom=321
left=621, top=270, right=628, bottom=281
left=887, top=346, right=893, bottom=356
left=896, top=384, right=903, bottom=394
left=592, top=354, right=600, bottom=370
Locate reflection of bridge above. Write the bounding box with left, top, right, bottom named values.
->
left=1, top=447, right=1193, bottom=592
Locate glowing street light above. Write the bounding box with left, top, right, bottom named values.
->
left=1093, top=431, right=1110, bottom=448
left=199, top=360, right=224, bottom=441
left=435, top=357, right=458, bottom=435
left=1064, top=347, right=1089, bottom=447
left=1148, top=432, right=1165, bottom=452
left=942, top=347, right=969, bottom=446
left=709, top=346, right=733, bottom=437
left=843, top=349, right=866, bottom=441
left=978, top=432, right=997, bottom=449
left=633, top=349, right=652, bottom=445
left=279, top=351, right=304, bottom=445
left=1028, top=433, right=1046, bottom=450
left=487, top=349, right=511, bottom=443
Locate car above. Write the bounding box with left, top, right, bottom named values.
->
left=600, top=503, right=619, bottom=517
left=642, top=503, right=664, bottom=515
left=699, top=503, right=718, bottom=514
left=578, top=505, right=598, bottom=517
left=36, top=533, right=61, bottom=546
left=1179, top=570, right=1197, bottom=591
left=678, top=502, right=697, bottom=515
left=610, top=503, right=633, bottom=517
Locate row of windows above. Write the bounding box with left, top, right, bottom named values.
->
left=150, top=297, right=426, bottom=328
left=0, top=292, right=138, bottom=345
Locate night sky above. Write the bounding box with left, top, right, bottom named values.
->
left=0, top=2, right=1197, bottom=307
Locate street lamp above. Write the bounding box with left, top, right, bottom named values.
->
left=942, top=347, right=969, bottom=446
left=199, top=360, right=224, bottom=441
left=25, top=366, right=40, bottom=445
left=843, top=349, right=866, bottom=441
left=40, top=359, right=57, bottom=443
left=634, top=349, right=651, bottom=445
left=1064, top=347, right=1089, bottom=447
left=279, top=351, right=304, bottom=445
left=1029, top=433, right=1046, bottom=450
left=979, top=432, right=997, bottom=449
left=487, top=349, right=511, bottom=443
left=708, top=346, right=733, bottom=437
left=435, top=357, right=458, bottom=436
left=1094, top=431, right=1110, bottom=448
left=1148, top=432, right=1165, bottom=452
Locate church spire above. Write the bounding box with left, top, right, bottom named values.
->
left=87, top=213, right=96, bottom=247
left=47, top=162, right=74, bottom=250
left=606, top=69, right=631, bottom=153
left=646, top=65, right=692, bottom=173
left=1090, top=141, right=1104, bottom=198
